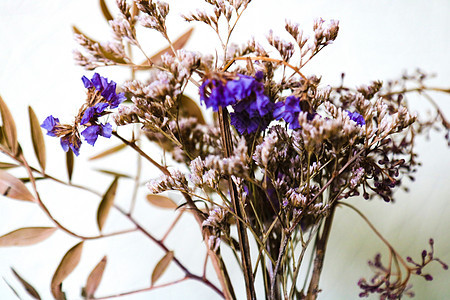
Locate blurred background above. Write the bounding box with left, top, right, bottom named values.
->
left=0, top=0, right=449, bottom=299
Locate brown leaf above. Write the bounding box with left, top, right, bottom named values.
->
left=0, top=170, right=35, bottom=202
left=66, top=149, right=74, bottom=182
left=0, top=95, right=18, bottom=155
left=11, top=268, right=41, bottom=299
left=51, top=242, right=84, bottom=300
left=95, top=169, right=132, bottom=179
left=0, top=162, right=19, bottom=169
left=142, top=28, right=194, bottom=66
left=99, top=0, right=113, bottom=22
left=84, top=256, right=107, bottom=298
left=89, top=144, right=127, bottom=160
left=0, top=227, right=56, bottom=247
left=151, top=251, right=174, bottom=286
left=179, top=95, right=205, bottom=124
left=28, top=106, right=46, bottom=171
left=146, top=194, right=177, bottom=209
left=97, top=177, right=119, bottom=231
left=2, top=278, right=21, bottom=299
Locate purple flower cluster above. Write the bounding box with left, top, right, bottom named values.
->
left=200, top=72, right=274, bottom=134
left=273, top=96, right=303, bottom=129
left=273, top=96, right=317, bottom=129
left=346, top=110, right=365, bottom=126
left=41, top=73, right=125, bottom=155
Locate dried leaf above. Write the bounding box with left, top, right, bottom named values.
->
left=28, top=106, right=46, bottom=171
left=99, top=0, right=113, bottom=22
left=179, top=95, right=205, bottom=124
left=89, top=144, right=127, bottom=160
left=0, top=95, right=18, bottom=155
left=97, top=178, right=119, bottom=231
left=72, top=26, right=127, bottom=64
left=142, top=28, right=194, bottom=66
left=84, top=256, right=107, bottom=298
left=0, top=227, right=56, bottom=247
left=11, top=268, right=41, bottom=299
left=146, top=194, right=177, bottom=209
left=95, top=169, right=132, bottom=179
left=66, top=149, right=74, bottom=182
left=2, top=278, right=21, bottom=299
left=0, top=162, right=19, bottom=169
left=151, top=251, right=174, bottom=286
left=51, top=242, right=84, bottom=300
left=0, top=170, right=35, bottom=202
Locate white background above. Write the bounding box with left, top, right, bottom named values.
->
left=0, top=0, right=449, bottom=299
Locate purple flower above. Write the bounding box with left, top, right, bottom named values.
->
left=273, top=96, right=302, bottom=129
left=41, top=115, right=60, bottom=137
left=60, top=136, right=81, bottom=156
left=199, top=78, right=237, bottom=111
left=81, top=123, right=113, bottom=146
left=80, top=103, right=109, bottom=125
left=82, top=73, right=126, bottom=108
left=346, top=110, right=365, bottom=126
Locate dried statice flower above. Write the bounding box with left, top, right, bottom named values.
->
left=41, top=116, right=82, bottom=155
left=147, top=169, right=189, bottom=194
left=41, top=73, right=124, bottom=155
left=136, top=0, right=169, bottom=35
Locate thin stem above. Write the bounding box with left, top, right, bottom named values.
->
left=113, top=204, right=224, bottom=298
left=94, top=277, right=189, bottom=299
left=223, top=56, right=307, bottom=80
left=218, top=106, right=256, bottom=300
left=17, top=153, right=136, bottom=240
left=161, top=209, right=184, bottom=243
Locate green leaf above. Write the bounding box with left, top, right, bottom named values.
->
left=51, top=242, right=84, bottom=300
left=0, top=227, right=56, bottom=247
left=28, top=106, right=46, bottom=171
left=0, top=95, right=18, bottom=155
left=151, top=251, right=174, bottom=286
left=97, top=178, right=119, bottom=231
left=146, top=194, right=177, bottom=209
left=84, top=256, right=107, bottom=298
left=99, top=0, right=113, bottom=22
left=11, top=268, right=41, bottom=299
left=66, top=149, right=74, bottom=182
left=89, top=144, right=127, bottom=160
left=0, top=170, right=35, bottom=202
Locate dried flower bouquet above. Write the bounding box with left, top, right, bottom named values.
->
left=0, top=0, right=449, bottom=299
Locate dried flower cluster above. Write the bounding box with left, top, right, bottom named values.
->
left=0, top=1, right=448, bottom=300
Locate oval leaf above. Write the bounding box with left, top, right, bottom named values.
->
left=84, top=256, right=107, bottom=298
left=89, top=143, right=127, bottom=160
left=95, top=169, right=132, bottom=179
left=151, top=251, right=174, bottom=286
left=28, top=106, right=46, bottom=171
left=99, top=0, right=113, bottom=22
left=0, top=169, right=35, bottom=201
left=0, top=95, right=18, bottom=155
left=146, top=194, right=177, bottom=209
left=66, top=149, right=74, bottom=182
left=97, top=177, right=119, bottom=231
left=179, top=95, right=205, bottom=124
left=11, top=268, right=41, bottom=299
left=0, top=162, right=19, bottom=169
left=51, top=242, right=84, bottom=300
left=0, top=227, right=56, bottom=247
